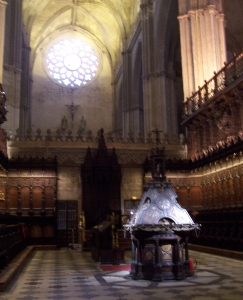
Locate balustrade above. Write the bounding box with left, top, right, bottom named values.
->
left=9, top=128, right=185, bottom=146
left=183, top=51, right=243, bottom=121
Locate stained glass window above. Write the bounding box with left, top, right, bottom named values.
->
left=46, top=39, right=98, bottom=87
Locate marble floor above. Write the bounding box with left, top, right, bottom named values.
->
left=0, top=248, right=243, bottom=300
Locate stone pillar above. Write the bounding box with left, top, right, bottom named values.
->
left=140, top=0, right=155, bottom=136
left=0, top=0, right=7, bottom=156
left=140, top=0, right=181, bottom=140
left=122, top=50, right=132, bottom=137
left=178, top=0, right=227, bottom=101
left=155, top=70, right=178, bottom=141
left=20, top=44, right=32, bottom=138
left=0, top=0, right=7, bottom=83
left=151, top=73, right=169, bottom=136
left=2, top=0, right=23, bottom=135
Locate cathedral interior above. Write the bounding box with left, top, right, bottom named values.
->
left=1, top=0, right=243, bottom=299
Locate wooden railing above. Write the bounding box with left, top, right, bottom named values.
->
left=0, top=224, right=26, bottom=270
left=182, top=51, right=243, bottom=122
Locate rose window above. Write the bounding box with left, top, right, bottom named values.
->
left=46, top=39, right=98, bottom=87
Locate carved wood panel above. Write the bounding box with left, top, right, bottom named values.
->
left=32, top=187, right=42, bottom=209
left=178, top=187, right=187, bottom=207
left=44, top=225, right=55, bottom=237
left=228, top=178, right=233, bottom=204
left=8, top=187, right=18, bottom=209
left=0, top=157, right=57, bottom=245
left=190, top=186, right=202, bottom=207
left=233, top=177, right=240, bottom=203
left=21, top=187, right=30, bottom=209
left=222, top=180, right=228, bottom=206
left=45, top=186, right=55, bottom=208
left=211, top=181, right=217, bottom=206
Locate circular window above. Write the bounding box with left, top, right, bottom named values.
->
left=46, top=39, right=99, bottom=87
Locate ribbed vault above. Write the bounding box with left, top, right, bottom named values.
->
left=22, top=0, right=140, bottom=70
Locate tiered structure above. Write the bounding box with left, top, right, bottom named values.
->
left=124, top=146, right=200, bottom=281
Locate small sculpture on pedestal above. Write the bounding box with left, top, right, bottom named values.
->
left=79, top=116, right=86, bottom=132
left=61, top=116, right=68, bottom=133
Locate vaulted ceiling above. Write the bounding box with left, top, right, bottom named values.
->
left=22, top=0, right=140, bottom=70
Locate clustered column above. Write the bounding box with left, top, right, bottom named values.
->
left=178, top=0, right=227, bottom=101
left=0, top=0, right=7, bottom=83
left=3, top=0, right=23, bottom=136
left=140, top=0, right=155, bottom=135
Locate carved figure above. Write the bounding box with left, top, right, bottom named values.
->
left=79, top=116, right=86, bottom=131
left=179, top=133, right=185, bottom=144
left=61, top=116, right=68, bottom=131
left=214, top=107, right=231, bottom=134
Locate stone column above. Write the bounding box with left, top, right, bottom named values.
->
left=0, top=0, right=7, bottom=83
left=19, top=44, right=32, bottom=138
left=155, top=70, right=178, bottom=141
left=3, top=0, right=23, bottom=135
left=178, top=0, right=227, bottom=101
left=140, top=0, right=155, bottom=136
left=122, top=50, right=132, bottom=137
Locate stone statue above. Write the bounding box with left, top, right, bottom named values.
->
left=179, top=133, right=185, bottom=144
left=79, top=116, right=86, bottom=131
left=61, top=116, right=68, bottom=131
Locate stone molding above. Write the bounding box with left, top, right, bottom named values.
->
left=7, top=139, right=187, bottom=166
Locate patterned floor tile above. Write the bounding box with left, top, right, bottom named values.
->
left=1, top=249, right=243, bottom=300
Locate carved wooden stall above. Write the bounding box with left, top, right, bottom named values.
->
left=81, top=129, right=121, bottom=229
left=0, top=155, right=57, bottom=245
left=174, top=51, right=243, bottom=251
